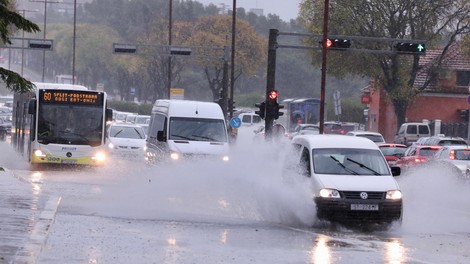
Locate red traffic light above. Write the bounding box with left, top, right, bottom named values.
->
left=325, top=39, right=333, bottom=48
left=268, top=90, right=279, bottom=100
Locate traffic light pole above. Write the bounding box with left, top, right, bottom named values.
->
left=264, top=29, right=279, bottom=140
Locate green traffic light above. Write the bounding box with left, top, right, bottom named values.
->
left=417, top=43, right=425, bottom=52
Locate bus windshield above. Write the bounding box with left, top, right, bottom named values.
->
left=37, top=104, right=103, bottom=146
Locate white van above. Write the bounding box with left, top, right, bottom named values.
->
left=286, top=135, right=402, bottom=227
left=394, top=122, right=431, bottom=146
left=239, top=112, right=262, bottom=126
left=145, top=100, right=230, bottom=163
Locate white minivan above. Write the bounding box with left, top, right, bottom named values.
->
left=145, top=100, right=230, bottom=163
left=286, top=135, right=402, bottom=227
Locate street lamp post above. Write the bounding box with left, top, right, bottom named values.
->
left=19, top=9, right=38, bottom=76
left=229, top=0, right=236, bottom=118
left=168, top=0, right=173, bottom=99
left=72, top=0, right=77, bottom=84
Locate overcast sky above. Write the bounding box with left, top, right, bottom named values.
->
left=196, top=0, right=303, bottom=21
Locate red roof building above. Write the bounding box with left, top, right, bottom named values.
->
left=365, top=43, right=470, bottom=142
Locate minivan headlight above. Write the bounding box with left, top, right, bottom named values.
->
left=319, top=188, right=341, bottom=198
left=170, top=151, right=180, bottom=160
left=386, top=190, right=402, bottom=200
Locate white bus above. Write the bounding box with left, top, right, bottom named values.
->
left=11, top=82, right=113, bottom=166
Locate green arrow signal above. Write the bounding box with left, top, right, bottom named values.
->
left=417, top=44, right=425, bottom=52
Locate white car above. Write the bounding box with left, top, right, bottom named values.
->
left=107, top=123, right=147, bottom=160
left=432, top=145, right=470, bottom=180
left=286, top=135, right=402, bottom=227
left=346, top=131, right=386, bottom=144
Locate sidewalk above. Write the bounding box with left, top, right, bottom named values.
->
left=0, top=167, right=60, bottom=264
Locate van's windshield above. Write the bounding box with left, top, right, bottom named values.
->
left=313, top=148, right=390, bottom=175
left=169, top=117, right=227, bottom=142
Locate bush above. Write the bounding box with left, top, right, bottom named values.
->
left=108, top=101, right=152, bottom=115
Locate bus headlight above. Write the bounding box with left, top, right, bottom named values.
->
left=386, top=190, right=402, bottom=200
left=92, top=151, right=106, bottom=162
left=34, top=149, right=46, bottom=157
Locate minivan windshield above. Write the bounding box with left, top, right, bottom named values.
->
left=169, top=117, right=227, bottom=142
left=313, top=148, right=390, bottom=175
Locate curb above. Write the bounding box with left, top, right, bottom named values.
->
left=0, top=168, right=61, bottom=264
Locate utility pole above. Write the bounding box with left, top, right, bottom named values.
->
left=264, top=29, right=279, bottom=139
left=319, top=0, right=330, bottom=134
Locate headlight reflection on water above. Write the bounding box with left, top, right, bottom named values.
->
left=311, top=235, right=331, bottom=264
left=385, top=239, right=407, bottom=264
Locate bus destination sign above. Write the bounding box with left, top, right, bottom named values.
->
left=39, top=89, right=104, bottom=105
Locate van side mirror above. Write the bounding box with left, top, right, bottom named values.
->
left=390, top=166, right=401, bottom=176
left=157, top=130, right=166, bottom=142
left=105, top=108, right=113, bottom=122
left=28, top=99, right=36, bottom=115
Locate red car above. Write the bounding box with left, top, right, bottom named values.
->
left=378, top=143, right=407, bottom=166
left=395, top=145, right=442, bottom=170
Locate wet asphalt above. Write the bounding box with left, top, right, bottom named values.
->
left=0, top=168, right=59, bottom=264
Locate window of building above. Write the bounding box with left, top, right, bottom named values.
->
left=456, top=71, right=470, bottom=87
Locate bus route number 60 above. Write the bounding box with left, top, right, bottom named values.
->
left=43, top=92, right=52, bottom=101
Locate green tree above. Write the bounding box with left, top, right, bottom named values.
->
left=0, top=0, right=41, bottom=93
left=184, top=15, right=267, bottom=101
left=299, top=0, right=470, bottom=127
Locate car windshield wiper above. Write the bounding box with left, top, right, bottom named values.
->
left=346, top=158, right=381, bottom=175
left=171, top=134, right=192, bottom=140
left=329, top=155, right=359, bottom=175
left=192, top=134, right=217, bottom=141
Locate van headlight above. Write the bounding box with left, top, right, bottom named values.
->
left=170, top=151, right=180, bottom=160
left=319, top=188, right=341, bottom=198
left=386, top=190, right=402, bottom=200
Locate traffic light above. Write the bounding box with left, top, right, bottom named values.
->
left=459, top=109, right=469, bottom=120
left=319, top=38, right=351, bottom=50
left=266, top=90, right=284, bottom=120
left=273, top=102, right=284, bottom=120
left=229, top=99, right=236, bottom=111
left=394, top=42, right=426, bottom=54
left=268, top=90, right=279, bottom=101
left=255, top=101, right=266, bottom=119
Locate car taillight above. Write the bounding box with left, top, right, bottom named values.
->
left=415, top=157, right=427, bottom=163
left=449, top=150, right=455, bottom=160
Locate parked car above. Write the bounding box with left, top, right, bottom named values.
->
left=285, top=135, right=402, bottom=227
left=394, top=122, right=431, bottom=146
left=420, top=136, right=467, bottom=146
left=107, top=123, right=147, bottom=160
left=288, top=124, right=319, bottom=139
left=323, top=121, right=346, bottom=134
left=239, top=112, right=262, bottom=126
left=432, top=145, right=470, bottom=179
left=395, top=145, right=442, bottom=170
left=0, top=113, right=12, bottom=141
left=378, top=143, right=407, bottom=166
left=346, top=131, right=386, bottom=144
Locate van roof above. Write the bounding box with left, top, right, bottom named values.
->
left=292, top=134, right=380, bottom=150
left=153, top=99, right=224, bottom=119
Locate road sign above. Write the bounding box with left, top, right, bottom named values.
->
left=230, top=117, right=241, bottom=129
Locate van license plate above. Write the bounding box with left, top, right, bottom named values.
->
left=351, top=204, right=378, bottom=211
